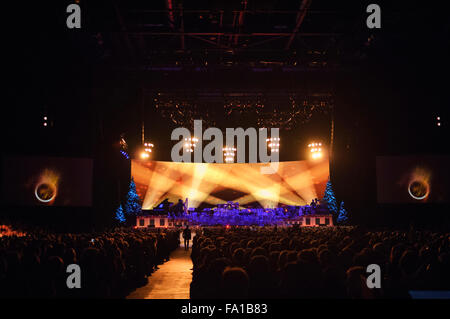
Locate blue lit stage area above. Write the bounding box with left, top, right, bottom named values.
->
left=138, top=202, right=333, bottom=227
left=132, top=157, right=335, bottom=227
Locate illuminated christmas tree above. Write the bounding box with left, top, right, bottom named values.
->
left=323, top=178, right=339, bottom=218
left=337, top=201, right=349, bottom=224
left=124, top=177, right=142, bottom=216
left=115, top=204, right=126, bottom=223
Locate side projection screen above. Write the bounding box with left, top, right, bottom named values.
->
left=2, top=156, right=93, bottom=207
left=132, top=159, right=329, bottom=210
left=376, top=156, right=450, bottom=204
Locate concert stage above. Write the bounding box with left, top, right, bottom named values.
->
left=132, top=158, right=330, bottom=227
left=136, top=199, right=333, bottom=228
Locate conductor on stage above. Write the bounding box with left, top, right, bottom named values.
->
left=182, top=225, right=192, bottom=251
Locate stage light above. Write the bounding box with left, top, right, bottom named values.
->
left=185, top=137, right=199, bottom=152
left=267, top=137, right=280, bottom=153
left=308, top=141, right=324, bottom=160
left=223, top=146, right=236, bottom=163
left=43, top=122, right=47, bottom=127
left=140, top=141, right=154, bottom=160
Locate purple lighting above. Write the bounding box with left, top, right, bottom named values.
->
left=169, top=204, right=326, bottom=226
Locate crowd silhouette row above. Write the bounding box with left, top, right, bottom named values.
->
left=190, top=226, right=450, bottom=298
left=0, top=226, right=180, bottom=298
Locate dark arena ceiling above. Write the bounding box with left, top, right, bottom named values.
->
left=81, top=0, right=396, bottom=67
left=75, top=0, right=428, bottom=130
left=3, top=1, right=450, bottom=159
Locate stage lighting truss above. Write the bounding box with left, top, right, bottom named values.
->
left=267, top=137, right=280, bottom=153
left=184, top=137, right=199, bottom=153
left=152, top=91, right=333, bottom=130
left=308, top=142, right=323, bottom=159
left=223, top=146, right=237, bottom=163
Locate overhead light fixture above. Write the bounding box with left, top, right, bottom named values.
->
left=308, top=141, right=323, bottom=160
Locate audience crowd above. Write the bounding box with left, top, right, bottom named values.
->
left=190, top=226, right=450, bottom=298
left=2, top=223, right=450, bottom=299
left=0, top=226, right=180, bottom=298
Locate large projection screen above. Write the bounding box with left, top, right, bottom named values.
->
left=132, top=159, right=329, bottom=209
left=2, top=156, right=93, bottom=207
left=376, top=156, right=450, bottom=204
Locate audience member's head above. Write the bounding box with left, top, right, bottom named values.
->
left=221, top=267, right=249, bottom=298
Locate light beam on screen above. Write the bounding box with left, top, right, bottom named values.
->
left=156, top=163, right=222, bottom=208
left=34, top=169, right=59, bottom=205
left=137, top=161, right=226, bottom=209
left=256, top=188, right=279, bottom=208
left=219, top=163, right=289, bottom=206
left=235, top=162, right=313, bottom=206
left=234, top=163, right=311, bottom=206
left=284, top=161, right=329, bottom=202
left=133, top=161, right=177, bottom=209
left=170, top=163, right=236, bottom=207
left=195, top=164, right=238, bottom=205
left=408, top=167, right=431, bottom=201
left=169, top=163, right=208, bottom=208
left=148, top=162, right=201, bottom=208
left=188, top=164, right=216, bottom=208
left=132, top=157, right=329, bottom=209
